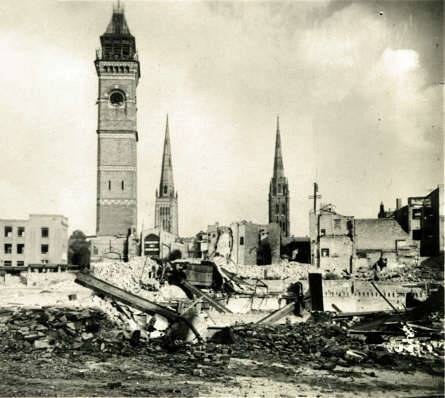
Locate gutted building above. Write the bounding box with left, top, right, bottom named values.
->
left=421, top=184, right=444, bottom=256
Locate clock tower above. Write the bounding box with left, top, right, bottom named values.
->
left=95, top=4, right=140, bottom=237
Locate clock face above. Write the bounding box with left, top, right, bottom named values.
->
left=109, top=90, right=125, bottom=107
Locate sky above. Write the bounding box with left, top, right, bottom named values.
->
left=0, top=0, right=443, bottom=238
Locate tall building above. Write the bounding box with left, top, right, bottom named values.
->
left=95, top=4, right=140, bottom=237
left=0, top=215, right=68, bottom=267
left=268, top=116, right=290, bottom=237
left=154, top=115, right=179, bottom=236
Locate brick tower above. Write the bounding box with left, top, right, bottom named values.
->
left=154, top=115, right=179, bottom=236
left=268, top=116, right=290, bottom=237
left=95, top=4, right=140, bottom=237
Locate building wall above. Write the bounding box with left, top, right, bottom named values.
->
left=0, top=215, right=68, bottom=267
left=309, top=208, right=354, bottom=272
left=140, top=228, right=185, bottom=259
left=354, top=218, right=410, bottom=252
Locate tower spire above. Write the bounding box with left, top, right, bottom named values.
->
left=273, top=114, right=284, bottom=178
left=159, top=114, right=175, bottom=197
left=154, top=115, right=179, bottom=236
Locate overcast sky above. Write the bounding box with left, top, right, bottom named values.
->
left=0, top=0, right=443, bottom=237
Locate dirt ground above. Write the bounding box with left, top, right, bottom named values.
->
left=0, top=350, right=443, bottom=397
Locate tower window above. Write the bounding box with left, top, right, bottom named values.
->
left=41, top=228, right=49, bottom=238
left=163, top=185, right=168, bottom=195
left=276, top=204, right=279, bottom=213
left=108, top=180, right=111, bottom=190
left=121, top=180, right=124, bottom=190
left=240, top=237, right=244, bottom=245
left=41, top=244, right=49, bottom=254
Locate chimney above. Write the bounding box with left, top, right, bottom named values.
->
left=396, top=198, right=402, bottom=210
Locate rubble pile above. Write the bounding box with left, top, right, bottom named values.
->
left=0, top=305, right=168, bottom=355
left=91, top=257, right=161, bottom=300
left=221, top=260, right=317, bottom=282
left=223, top=313, right=445, bottom=371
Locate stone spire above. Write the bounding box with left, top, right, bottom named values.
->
left=268, top=115, right=290, bottom=237
left=273, top=115, right=284, bottom=178
left=158, top=115, right=175, bottom=198
left=154, top=115, right=179, bottom=236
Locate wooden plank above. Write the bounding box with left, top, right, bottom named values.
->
left=331, top=304, right=342, bottom=313
left=180, top=280, right=232, bottom=313
left=332, top=309, right=400, bottom=318
left=256, top=302, right=296, bottom=324
left=75, top=272, right=180, bottom=321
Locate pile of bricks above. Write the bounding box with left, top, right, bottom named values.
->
left=187, top=343, right=231, bottom=376
left=0, top=306, right=165, bottom=355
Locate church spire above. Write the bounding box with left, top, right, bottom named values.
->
left=273, top=115, right=284, bottom=178
left=159, top=114, right=175, bottom=198
left=268, top=115, right=290, bottom=237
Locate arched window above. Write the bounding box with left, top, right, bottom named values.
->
left=163, top=185, right=168, bottom=195
left=108, top=180, right=111, bottom=190
left=121, top=180, right=124, bottom=190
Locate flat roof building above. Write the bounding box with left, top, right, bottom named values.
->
left=0, top=215, right=68, bottom=267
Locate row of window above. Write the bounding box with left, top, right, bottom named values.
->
left=108, top=180, right=125, bottom=190
left=3, top=244, right=48, bottom=254
left=274, top=204, right=286, bottom=214
left=3, top=260, right=49, bottom=267
left=3, top=226, right=49, bottom=238
left=3, top=261, right=25, bottom=266
left=160, top=207, right=170, bottom=216
left=272, top=184, right=287, bottom=196
left=161, top=219, right=171, bottom=231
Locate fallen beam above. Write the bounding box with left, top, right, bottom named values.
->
left=332, top=309, right=401, bottom=318
left=180, top=280, right=232, bottom=313
left=256, top=301, right=296, bottom=324
left=75, top=272, right=181, bottom=321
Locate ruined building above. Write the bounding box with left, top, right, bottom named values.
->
left=91, top=4, right=140, bottom=261
left=154, top=115, right=179, bottom=236
left=268, top=116, right=290, bottom=237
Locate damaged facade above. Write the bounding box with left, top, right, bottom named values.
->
left=378, top=184, right=444, bottom=257
left=310, top=201, right=421, bottom=274
left=195, top=221, right=281, bottom=265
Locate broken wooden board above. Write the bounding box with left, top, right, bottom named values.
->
left=256, top=301, right=296, bottom=324
left=75, top=272, right=180, bottom=321
left=180, top=280, right=232, bottom=313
